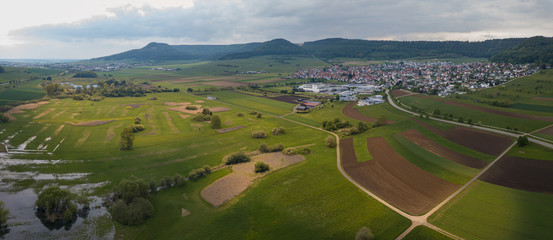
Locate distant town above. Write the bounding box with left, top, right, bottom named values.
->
left=292, top=61, right=539, bottom=96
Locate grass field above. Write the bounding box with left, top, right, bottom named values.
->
left=430, top=181, right=553, bottom=240
left=507, top=142, right=553, bottom=161
left=403, top=226, right=452, bottom=240
left=205, top=90, right=296, bottom=116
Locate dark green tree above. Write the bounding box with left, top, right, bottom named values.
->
left=35, top=186, right=77, bottom=223
left=355, top=226, right=374, bottom=240
left=211, top=115, right=222, bottom=129
left=517, top=136, right=529, bottom=146
left=120, top=127, right=135, bottom=150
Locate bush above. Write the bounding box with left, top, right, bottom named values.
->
left=259, top=143, right=284, bottom=153
left=134, top=117, right=141, bottom=124
left=517, top=135, right=529, bottom=146
left=185, top=105, right=198, bottom=110
left=173, top=174, right=186, bottom=186
left=300, top=148, right=312, bottom=154
left=202, top=108, right=212, bottom=115
left=355, top=226, right=374, bottom=240
left=188, top=166, right=211, bottom=179
left=73, top=95, right=84, bottom=100
left=225, top=152, right=251, bottom=165
left=325, top=136, right=337, bottom=148
left=35, top=186, right=77, bottom=224
left=254, top=161, right=270, bottom=173
left=256, top=112, right=262, bottom=118
left=149, top=180, right=157, bottom=193
left=129, top=124, right=145, bottom=132
left=252, top=130, right=267, bottom=139
left=110, top=198, right=154, bottom=226
left=236, top=112, right=244, bottom=117
left=0, top=113, right=8, bottom=123
left=249, top=111, right=258, bottom=115
left=282, top=148, right=296, bottom=155
left=192, top=113, right=212, bottom=122
left=271, top=127, right=286, bottom=135
left=211, top=115, right=222, bottom=129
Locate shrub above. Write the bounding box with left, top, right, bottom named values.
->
left=35, top=186, right=77, bottom=224
left=149, top=180, right=157, bottom=193
left=254, top=161, right=270, bottom=173
left=202, top=108, right=212, bottom=115
left=188, top=166, right=211, bottom=179
left=73, top=95, right=84, bottom=100
left=110, top=198, right=154, bottom=226
left=283, top=148, right=296, bottom=155
left=225, top=152, right=251, bottom=165
left=192, top=113, right=212, bottom=121
left=300, top=148, right=312, bottom=154
left=0, top=201, right=9, bottom=226
left=259, top=143, right=284, bottom=153
left=249, top=111, right=258, bottom=115
left=325, top=136, right=337, bottom=148
left=236, top=112, right=244, bottom=117
left=185, top=105, right=198, bottom=110
left=173, top=174, right=186, bottom=186
left=355, top=226, right=374, bottom=240
left=517, top=135, right=529, bottom=146
left=211, top=115, right=222, bottom=129
left=134, top=117, right=141, bottom=124
left=271, top=127, right=286, bottom=135
left=256, top=112, right=262, bottom=118
left=252, top=130, right=267, bottom=139
left=129, top=124, right=145, bottom=132
left=0, top=113, right=8, bottom=123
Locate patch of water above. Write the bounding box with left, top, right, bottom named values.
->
left=0, top=129, right=5, bottom=135
left=17, top=136, right=36, bottom=151
left=0, top=171, right=89, bottom=181
left=0, top=189, right=114, bottom=239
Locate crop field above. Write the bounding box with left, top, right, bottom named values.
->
left=204, top=90, right=296, bottom=116
left=403, top=226, right=452, bottom=240
left=430, top=181, right=553, bottom=240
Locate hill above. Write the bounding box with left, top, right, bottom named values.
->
left=219, top=38, right=308, bottom=60
left=491, top=36, right=553, bottom=65
left=301, top=38, right=525, bottom=60
left=93, top=42, right=198, bottom=61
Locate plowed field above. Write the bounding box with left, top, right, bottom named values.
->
left=341, top=137, right=459, bottom=215
left=480, top=156, right=553, bottom=194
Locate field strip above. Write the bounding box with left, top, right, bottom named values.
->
left=105, top=123, right=124, bottom=144
left=75, top=129, right=91, bottom=147
left=54, top=124, right=65, bottom=135
left=33, top=108, right=55, bottom=119
left=163, top=112, right=179, bottom=134
left=51, top=109, right=67, bottom=118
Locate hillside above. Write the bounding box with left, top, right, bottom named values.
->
left=491, top=36, right=553, bottom=65
left=219, top=38, right=308, bottom=60
left=93, top=42, right=198, bottom=61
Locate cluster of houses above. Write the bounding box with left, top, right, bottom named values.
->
left=292, top=61, right=538, bottom=96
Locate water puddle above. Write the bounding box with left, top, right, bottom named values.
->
left=17, top=136, right=36, bottom=151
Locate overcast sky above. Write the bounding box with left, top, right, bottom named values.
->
left=1, top=0, right=551, bottom=59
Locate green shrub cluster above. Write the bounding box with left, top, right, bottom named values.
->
left=185, top=105, right=198, bottom=110
left=322, top=118, right=351, bottom=131
left=225, top=152, right=251, bottom=165
left=129, top=124, right=145, bottom=133
left=110, top=176, right=154, bottom=226
left=271, top=127, right=286, bottom=135
left=252, top=131, right=267, bottom=138
left=325, top=136, right=337, bottom=148
left=254, top=161, right=270, bottom=173
left=188, top=165, right=212, bottom=179
left=282, top=148, right=296, bottom=155
left=259, top=143, right=284, bottom=153
left=192, top=114, right=212, bottom=121
left=35, top=186, right=78, bottom=224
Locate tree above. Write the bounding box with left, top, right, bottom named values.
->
left=256, top=112, right=262, bottom=118
left=433, top=108, right=441, bottom=117
left=517, top=135, right=529, bottom=146
left=35, top=186, right=77, bottom=223
left=120, top=127, right=135, bottom=150
left=355, top=226, right=374, bottom=240
left=134, top=117, right=141, bottom=124
left=325, top=135, right=337, bottom=148
left=211, top=115, right=222, bottom=129
left=0, top=65, right=4, bottom=73
left=0, top=113, right=8, bottom=123
left=110, top=177, right=154, bottom=226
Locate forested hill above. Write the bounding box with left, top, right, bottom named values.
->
left=92, top=37, right=550, bottom=62
left=491, top=36, right=553, bottom=65
left=301, top=38, right=525, bottom=60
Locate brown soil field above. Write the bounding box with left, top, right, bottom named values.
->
left=164, top=102, right=191, bottom=106
left=414, top=94, right=553, bottom=121
left=538, top=125, right=553, bottom=136
left=122, top=103, right=146, bottom=108
left=33, top=108, right=55, bottom=119
left=532, top=97, right=553, bottom=101
left=163, top=112, right=179, bottom=134
left=392, top=89, right=414, bottom=97
left=341, top=137, right=459, bottom=215
left=210, top=107, right=231, bottom=112
left=4, top=101, right=49, bottom=120
left=54, top=125, right=65, bottom=135
left=342, top=102, right=394, bottom=124
left=168, top=105, right=203, bottom=114
left=201, top=152, right=305, bottom=207
left=401, top=129, right=487, bottom=169
left=75, top=129, right=91, bottom=147
left=205, top=81, right=249, bottom=87
left=480, top=156, right=553, bottom=194
left=104, top=123, right=123, bottom=144
left=216, top=125, right=246, bottom=133
left=195, top=100, right=205, bottom=103
left=412, top=119, right=512, bottom=156
left=68, top=120, right=116, bottom=126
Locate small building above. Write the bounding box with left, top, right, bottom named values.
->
left=207, top=96, right=217, bottom=100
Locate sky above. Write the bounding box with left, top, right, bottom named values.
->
left=1, top=0, right=551, bottom=59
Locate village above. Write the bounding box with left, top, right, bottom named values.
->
left=291, top=61, right=539, bottom=96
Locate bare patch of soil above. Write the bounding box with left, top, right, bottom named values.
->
left=412, top=118, right=512, bottom=156
left=169, top=105, right=203, bottom=114
left=401, top=129, right=487, bottom=169
left=210, top=107, right=231, bottom=112
left=54, top=125, right=65, bottom=135
left=340, top=137, right=459, bottom=215
left=216, top=125, right=246, bottom=133
left=195, top=100, right=205, bottom=103
left=33, top=108, right=55, bottom=119
left=4, top=101, right=49, bottom=120
left=163, top=112, right=179, bottom=133
left=480, top=156, right=553, bottom=194
left=68, top=120, right=116, bottom=126
left=201, top=152, right=305, bottom=207
left=181, top=208, right=191, bottom=217
left=74, top=130, right=91, bottom=147
left=538, top=125, right=553, bottom=136
left=342, top=102, right=394, bottom=124
left=144, top=109, right=157, bottom=135
left=51, top=109, right=67, bottom=119
left=105, top=123, right=123, bottom=144
left=164, top=102, right=191, bottom=106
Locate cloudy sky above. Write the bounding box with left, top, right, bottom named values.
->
left=1, top=0, right=551, bottom=59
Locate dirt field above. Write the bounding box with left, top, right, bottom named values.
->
left=392, top=89, right=415, bottom=97
left=68, top=120, right=116, bottom=126
left=164, top=102, right=191, bottom=106
left=414, top=94, right=553, bottom=121
left=216, top=125, right=246, bottom=133
left=204, top=81, right=248, bottom=87
left=4, top=101, right=49, bottom=120
left=538, top=125, right=553, bottom=136
left=195, top=100, right=205, bottom=103
left=532, top=97, right=553, bottom=101
left=341, top=137, right=459, bottom=215
left=401, top=129, right=487, bottom=169
left=413, top=119, right=512, bottom=156
left=209, top=107, right=231, bottom=112
left=168, top=105, right=203, bottom=114
left=342, top=102, right=394, bottom=124
left=201, top=152, right=305, bottom=207
left=33, top=108, right=55, bottom=119
left=480, top=156, right=553, bottom=194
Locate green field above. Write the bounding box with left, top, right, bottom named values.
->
left=430, top=181, right=553, bottom=240
left=403, top=226, right=452, bottom=240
